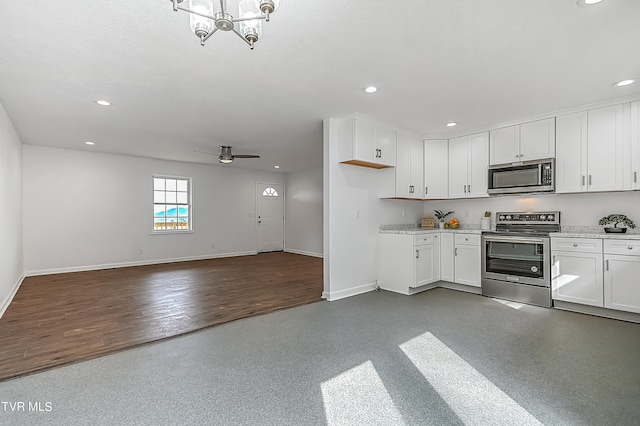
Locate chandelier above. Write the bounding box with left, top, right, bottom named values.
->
left=170, top=0, right=279, bottom=49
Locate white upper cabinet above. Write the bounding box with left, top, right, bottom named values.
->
left=631, top=101, right=640, bottom=190
left=556, top=104, right=624, bottom=193
left=337, top=117, right=397, bottom=168
left=489, top=118, right=556, bottom=165
left=393, top=131, right=424, bottom=199
left=448, top=132, right=489, bottom=199
left=424, top=139, right=448, bottom=199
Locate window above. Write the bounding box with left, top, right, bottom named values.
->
left=153, top=176, right=191, bottom=232
left=262, top=187, right=279, bottom=197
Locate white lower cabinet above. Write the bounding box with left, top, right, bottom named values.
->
left=604, top=240, right=640, bottom=314
left=454, top=234, right=481, bottom=287
left=551, top=237, right=640, bottom=315
left=440, top=233, right=455, bottom=282
left=378, top=233, right=440, bottom=294
left=551, top=238, right=604, bottom=307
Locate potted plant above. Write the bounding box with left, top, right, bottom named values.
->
left=598, top=214, right=636, bottom=233
left=434, top=209, right=454, bottom=229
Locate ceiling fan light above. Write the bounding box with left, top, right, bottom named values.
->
left=239, top=0, right=262, bottom=48
left=188, top=0, right=214, bottom=40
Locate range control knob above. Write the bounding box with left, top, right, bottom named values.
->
left=547, top=214, right=555, bottom=221
left=540, top=215, right=546, bottom=220
left=505, top=215, right=512, bottom=220
left=499, top=215, right=505, bottom=220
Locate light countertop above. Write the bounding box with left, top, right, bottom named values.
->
left=379, top=224, right=484, bottom=235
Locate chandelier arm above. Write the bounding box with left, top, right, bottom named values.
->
left=232, top=15, right=268, bottom=23
left=231, top=27, right=253, bottom=47
left=176, top=5, right=216, bottom=21
left=219, top=0, right=226, bottom=15
left=172, top=0, right=178, bottom=12
left=202, top=27, right=219, bottom=43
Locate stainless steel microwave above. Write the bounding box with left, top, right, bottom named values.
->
left=487, top=159, right=554, bottom=195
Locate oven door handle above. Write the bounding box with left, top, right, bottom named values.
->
left=482, top=236, right=545, bottom=244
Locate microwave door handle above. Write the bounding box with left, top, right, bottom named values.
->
left=538, top=163, right=543, bottom=185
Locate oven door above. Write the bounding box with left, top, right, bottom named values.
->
left=481, top=235, right=550, bottom=287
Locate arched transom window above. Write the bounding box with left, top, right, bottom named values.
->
left=262, top=187, right=279, bottom=197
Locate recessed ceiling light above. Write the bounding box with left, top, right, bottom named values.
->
left=577, top=0, right=603, bottom=5
left=613, top=79, right=635, bottom=87
left=446, top=122, right=458, bottom=127
left=274, top=165, right=280, bottom=169
left=85, top=141, right=95, bottom=145
left=95, top=100, right=111, bottom=106
left=363, top=86, right=377, bottom=94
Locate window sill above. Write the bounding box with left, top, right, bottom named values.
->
left=150, top=230, right=194, bottom=235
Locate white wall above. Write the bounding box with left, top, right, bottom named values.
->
left=23, top=145, right=285, bottom=274
left=285, top=166, right=323, bottom=257
left=424, top=191, right=640, bottom=230
left=324, top=118, right=424, bottom=300
left=0, top=102, right=23, bottom=317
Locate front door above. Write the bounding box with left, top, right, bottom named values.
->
left=257, top=183, right=284, bottom=253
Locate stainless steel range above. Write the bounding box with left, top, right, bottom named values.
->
left=481, top=211, right=560, bottom=308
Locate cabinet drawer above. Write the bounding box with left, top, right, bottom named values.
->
left=604, top=239, right=640, bottom=256
left=454, top=233, right=481, bottom=246
left=414, top=234, right=436, bottom=246
left=551, top=238, right=602, bottom=253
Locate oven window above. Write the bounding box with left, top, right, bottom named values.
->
left=485, top=241, right=544, bottom=279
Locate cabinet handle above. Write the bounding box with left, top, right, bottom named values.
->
left=464, top=185, right=467, bottom=193
left=411, top=185, right=414, bottom=193
left=416, top=249, right=419, bottom=259
left=455, top=248, right=458, bottom=256
left=434, top=235, right=438, bottom=239
left=582, top=175, right=585, bottom=186
left=468, top=184, right=470, bottom=193
left=629, top=246, right=634, bottom=250
left=425, top=186, right=428, bottom=195
left=588, top=175, right=592, bottom=185
left=552, top=255, right=556, bottom=264
left=634, top=171, right=638, bottom=183
left=605, top=259, right=609, bottom=271
left=573, top=243, right=578, bottom=247
left=379, top=149, right=382, bottom=158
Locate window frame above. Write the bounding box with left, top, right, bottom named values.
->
left=152, top=175, right=193, bottom=234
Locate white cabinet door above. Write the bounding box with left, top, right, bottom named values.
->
left=409, top=136, right=424, bottom=198
left=604, top=255, right=640, bottom=314
left=440, top=232, right=455, bottom=282
left=414, top=244, right=435, bottom=288
left=424, top=139, right=448, bottom=199
left=432, top=234, right=441, bottom=282
left=556, top=111, right=587, bottom=193
left=455, top=244, right=481, bottom=287
left=395, top=132, right=413, bottom=198
left=587, top=104, right=624, bottom=192
left=489, top=125, right=519, bottom=165
left=338, top=118, right=397, bottom=168
left=448, top=136, right=469, bottom=199
left=376, top=124, right=397, bottom=167
left=552, top=251, right=603, bottom=307
left=520, top=118, right=555, bottom=161
left=353, top=119, right=377, bottom=164
left=630, top=101, right=640, bottom=190
left=467, top=132, right=489, bottom=198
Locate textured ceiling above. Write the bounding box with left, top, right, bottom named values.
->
left=1, top=0, right=639, bottom=172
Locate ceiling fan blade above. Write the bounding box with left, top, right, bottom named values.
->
left=233, top=155, right=261, bottom=159
left=193, top=150, right=219, bottom=156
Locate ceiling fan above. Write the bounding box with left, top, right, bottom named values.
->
left=195, top=146, right=261, bottom=164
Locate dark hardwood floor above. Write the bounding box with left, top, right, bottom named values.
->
left=0, top=252, right=323, bottom=381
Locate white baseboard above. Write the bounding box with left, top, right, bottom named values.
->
left=24, top=251, right=258, bottom=277
left=323, top=281, right=377, bottom=301
left=284, top=248, right=323, bottom=258
left=0, top=273, right=25, bottom=319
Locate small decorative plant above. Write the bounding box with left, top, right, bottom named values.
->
left=434, top=209, right=454, bottom=222
left=598, top=214, right=636, bottom=233
left=484, top=211, right=491, bottom=217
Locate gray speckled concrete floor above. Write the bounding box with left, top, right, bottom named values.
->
left=0, top=288, right=639, bottom=426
